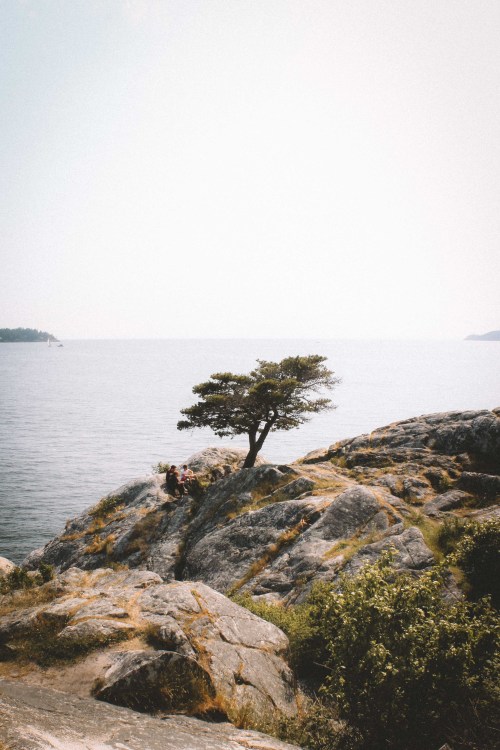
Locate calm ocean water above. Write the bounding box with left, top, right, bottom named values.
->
left=1, top=339, right=499, bottom=564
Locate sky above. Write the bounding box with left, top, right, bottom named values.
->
left=1, top=0, right=499, bottom=339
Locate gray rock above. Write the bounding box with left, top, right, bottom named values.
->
left=0, top=570, right=297, bottom=725
left=345, top=527, right=435, bottom=576
left=183, top=446, right=267, bottom=478
left=0, top=556, right=15, bottom=577
left=57, top=618, right=135, bottom=644
left=94, top=649, right=215, bottom=713
left=458, top=472, right=500, bottom=499
left=0, top=679, right=303, bottom=750
left=137, top=580, right=297, bottom=723
left=241, top=487, right=403, bottom=603
left=424, top=490, right=473, bottom=516
left=323, top=408, right=500, bottom=472
left=183, top=496, right=327, bottom=593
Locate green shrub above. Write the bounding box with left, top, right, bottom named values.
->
left=305, top=553, right=499, bottom=750
left=0, top=564, right=54, bottom=594
left=452, top=519, right=500, bottom=608
left=152, top=461, right=170, bottom=474
left=89, top=495, right=121, bottom=519
left=237, top=553, right=499, bottom=750
left=436, top=516, right=468, bottom=555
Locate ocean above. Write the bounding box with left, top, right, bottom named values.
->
left=1, top=338, right=499, bottom=564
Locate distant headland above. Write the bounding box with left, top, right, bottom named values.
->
left=0, top=327, right=58, bottom=343
left=465, top=329, right=500, bottom=341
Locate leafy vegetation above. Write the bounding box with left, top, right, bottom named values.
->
left=9, top=617, right=131, bottom=667
left=0, top=564, right=54, bottom=595
left=89, top=495, right=122, bottom=519
left=238, top=547, right=500, bottom=750
left=152, top=461, right=170, bottom=473
left=452, top=518, right=500, bottom=608
left=178, top=355, right=340, bottom=467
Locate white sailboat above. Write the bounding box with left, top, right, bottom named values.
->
left=47, top=337, right=51, bottom=347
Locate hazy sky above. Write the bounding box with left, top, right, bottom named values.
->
left=1, top=0, right=499, bottom=339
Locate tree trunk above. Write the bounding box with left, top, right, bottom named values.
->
left=243, top=420, right=275, bottom=468
left=243, top=445, right=260, bottom=468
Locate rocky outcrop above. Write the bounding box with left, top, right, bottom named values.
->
left=22, top=409, right=500, bottom=605
left=181, top=445, right=267, bottom=481
left=0, top=679, right=302, bottom=750
left=305, top=407, right=500, bottom=473
left=0, top=556, right=15, bottom=577
left=0, top=568, right=297, bottom=724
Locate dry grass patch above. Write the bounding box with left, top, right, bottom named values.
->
left=84, top=533, right=116, bottom=555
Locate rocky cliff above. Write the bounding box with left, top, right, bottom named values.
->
left=1, top=407, right=499, bottom=749
left=23, top=408, right=500, bottom=604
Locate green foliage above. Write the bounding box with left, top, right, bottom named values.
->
left=178, top=355, right=340, bottom=467
left=276, top=700, right=359, bottom=750
left=452, top=518, right=500, bottom=608
left=304, top=554, right=499, bottom=750
left=436, top=515, right=469, bottom=555
left=89, top=495, right=122, bottom=519
left=11, top=617, right=130, bottom=667
left=0, top=564, right=54, bottom=594
left=152, top=461, right=170, bottom=473
left=237, top=553, right=499, bottom=750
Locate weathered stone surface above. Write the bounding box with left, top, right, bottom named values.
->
left=318, top=408, right=500, bottom=472
left=0, top=570, right=297, bottom=724
left=136, top=580, right=297, bottom=723
left=240, top=487, right=406, bottom=604
left=424, top=490, right=473, bottom=516
left=0, top=679, right=303, bottom=750
left=183, top=496, right=328, bottom=593
left=57, top=618, right=135, bottom=644
left=0, top=556, right=15, bottom=577
left=344, top=527, right=435, bottom=576
left=458, top=471, right=500, bottom=499
left=182, top=446, right=267, bottom=478
left=94, top=650, right=215, bottom=713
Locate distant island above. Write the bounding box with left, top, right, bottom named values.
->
left=0, top=327, right=58, bottom=343
left=465, top=330, right=500, bottom=341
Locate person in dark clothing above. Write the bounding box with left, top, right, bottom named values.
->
left=166, top=465, right=184, bottom=497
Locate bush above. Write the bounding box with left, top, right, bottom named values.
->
left=89, top=495, right=122, bottom=519
left=436, top=516, right=469, bottom=555
left=304, top=553, right=499, bottom=750
left=0, top=564, right=54, bottom=594
left=452, top=519, right=500, bottom=608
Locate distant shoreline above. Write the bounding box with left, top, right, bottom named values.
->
left=0, top=327, right=58, bottom=343
left=465, top=330, right=500, bottom=341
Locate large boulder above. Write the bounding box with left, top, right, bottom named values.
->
left=0, top=679, right=302, bottom=750
left=182, top=445, right=268, bottom=480
left=0, top=556, right=15, bottom=577
left=0, top=568, right=298, bottom=725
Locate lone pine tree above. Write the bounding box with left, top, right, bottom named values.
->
left=177, top=354, right=340, bottom=468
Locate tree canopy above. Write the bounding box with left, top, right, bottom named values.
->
left=177, top=354, right=340, bottom=467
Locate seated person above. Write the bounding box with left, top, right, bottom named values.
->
left=166, top=465, right=184, bottom=497
left=180, top=464, right=195, bottom=485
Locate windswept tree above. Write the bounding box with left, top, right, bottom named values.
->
left=177, top=355, right=340, bottom=468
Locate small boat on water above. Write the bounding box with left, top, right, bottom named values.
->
left=47, top=338, right=51, bottom=347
